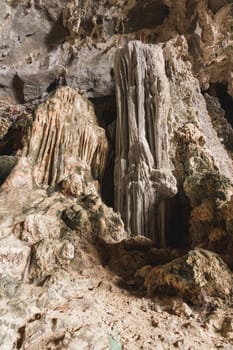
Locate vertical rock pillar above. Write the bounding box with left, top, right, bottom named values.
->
left=114, top=41, right=177, bottom=245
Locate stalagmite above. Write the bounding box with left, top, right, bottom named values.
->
left=28, top=87, right=108, bottom=188
left=114, top=41, right=177, bottom=245
left=0, top=87, right=111, bottom=240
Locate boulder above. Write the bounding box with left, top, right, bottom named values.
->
left=136, top=248, right=233, bottom=305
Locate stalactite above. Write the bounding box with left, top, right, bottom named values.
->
left=114, top=41, right=177, bottom=245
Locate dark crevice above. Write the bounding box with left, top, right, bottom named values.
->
left=124, top=1, right=169, bottom=33
left=90, top=95, right=116, bottom=208
left=101, top=152, right=115, bottom=208
left=47, top=76, right=67, bottom=93
left=47, top=80, right=58, bottom=93
left=0, top=156, right=17, bottom=185
left=80, top=18, right=95, bottom=36
left=165, top=193, right=191, bottom=248
left=45, top=13, right=68, bottom=50
left=12, top=74, right=25, bottom=104
left=0, top=117, right=32, bottom=155
left=208, top=83, right=233, bottom=126
left=90, top=95, right=117, bottom=128
left=16, top=326, right=26, bottom=349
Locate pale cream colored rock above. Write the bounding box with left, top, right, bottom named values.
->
left=170, top=299, right=193, bottom=318
left=114, top=41, right=177, bottom=244
left=0, top=86, right=127, bottom=290
left=0, top=3, right=233, bottom=350
left=0, top=235, right=30, bottom=280
left=0, top=87, right=110, bottom=240
left=20, top=213, right=62, bottom=245
left=28, top=87, right=108, bottom=188
left=36, top=239, right=75, bottom=274
left=114, top=37, right=233, bottom=249
left=60, top=173, right=97, bottom=197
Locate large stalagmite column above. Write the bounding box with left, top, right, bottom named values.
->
left=114, top=41, right=177, bottom=245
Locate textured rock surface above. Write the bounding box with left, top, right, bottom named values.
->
left=28, top=86, right=108, bottom=187
left=114, top=41, right=177, bottom=244
left=0, top=86, right=126, bottom=280
left=0, top=1, right=233, bottom=349
left=136, top=248, right=233, bottom=305
left=1, top=0, right=233, bottom=103
left=162, top=38, right=233, bottom=251
left=114, top=38, right=233, bottom=251
left=0, top=235, right=30, bottom=280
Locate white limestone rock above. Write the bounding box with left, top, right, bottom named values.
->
left=0, top=236, right=30, bottom=280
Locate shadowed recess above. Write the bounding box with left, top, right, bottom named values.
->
left=208, top=83, right=233, bottom=126
left=90, top=96, right=117, bottom=208
left=45, top=13, right=68, bottom=49
left=12, top=74, right=25, bottom=104
left=124, top=0, right=169, bottom=33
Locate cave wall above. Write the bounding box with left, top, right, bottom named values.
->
left=1, top=0, right=233, bottom=250
left=1, top=0, right=233, bottom=103
left=1, top=1, right=233, bottom=348
left=113, top=37, right=233, bottom=251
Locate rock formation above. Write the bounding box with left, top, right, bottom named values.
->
left=114, top=41, right=177, bottom=245
left=114, top=37, right=233, bottom=252
left=0, top=0, right=233, bottom=349
left=0, top=86, right=126, bottom=281
left=28, top=86, right=108, bottom=187
left=136, top=248, right=233, bottom=305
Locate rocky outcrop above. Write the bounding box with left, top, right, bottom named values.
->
left=0, top=87, right=108, bottom=193
left=136, top=248, right=233, bottom=305
left=163, top=38, right=233, bottom=251
left=0, top=1, right=233, bottom=349
left=0, top=86, right=130, bottom=350
left=113, top=38, right=233, bottom=251
left=0, top=87, right=126, bottom=283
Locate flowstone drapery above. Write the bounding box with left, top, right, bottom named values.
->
left=114, top=41, right=177, bottom=245
left=114, top=39, right=233, bottom=250
left=28, top=87, right=108, bottom=188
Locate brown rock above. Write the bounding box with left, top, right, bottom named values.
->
left=136, top=248, right=233, bottom=305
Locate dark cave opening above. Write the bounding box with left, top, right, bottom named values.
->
left=124, top=1, right=169, bottom=33
left=90, top=95, right=117, bottom=208
left=0, top=116, right=32, bottom=156
left=90, top=95, right=116, bottom=128
left=12, top=74, right=25, bottom=104
left=47, top=80, right=58, bottom=93
left=207, top=83, right=233, bottom=126
left=165, top=194, right=190, bottom=248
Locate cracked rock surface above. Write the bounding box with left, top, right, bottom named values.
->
left=1, top=1, right=233, bottom=349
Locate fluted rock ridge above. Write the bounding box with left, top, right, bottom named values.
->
left=114, top=41, right=177, bottom=245
left=28, top=86, right=108, bottom=188
left=114, top=39, right=233, bottom=251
